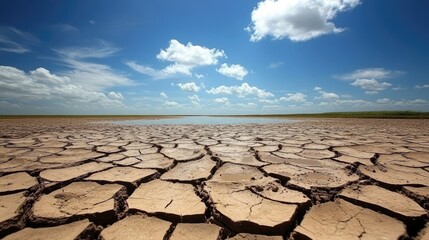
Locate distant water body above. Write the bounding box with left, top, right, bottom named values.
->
left=110, top=116, right=298, bottom=125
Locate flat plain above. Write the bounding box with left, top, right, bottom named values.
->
left=0, top=117, right=428, bottom=239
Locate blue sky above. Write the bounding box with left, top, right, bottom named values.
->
left=0, top=0, right=428, bottom=114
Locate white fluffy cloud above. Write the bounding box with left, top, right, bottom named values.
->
left=157, top=39, right=225, bottom=66
left=189, top=94, right=200, bottom=101
left=160, top=92, right=168, bottom=98
left=338, top=68, right=403, bottom=80
left=127, top=39, right=225, bottom=79
left=188, top=94, right=201, bottom=106
left=364, top=91, right=378, bottom=95
left=162, top=63, right=194, bottom=76
left=351, top=79, right=392, bottom=91
left=337, top=68, right=402, bottom=93
left=320, top=91, right=339, bottom=99
left=107, top=92, right=124, bottom=100
left=163, top=101, right=180, bottom=107
left=177, top=82, right=200, bottom=92
left=207, top=83, right=274, bottom=98
left=376, top=98, right=391, bottom=104
left=406, top=99, right=427, bottom=105
left=237, top=102, right=257, bottom=108
left=30, top=67, right=70, bottom=85
left=217, top=63, right=248, bottom=80
left=376, top=98, right=427, bottom=106
left=314, top=87, right=339, bottom=100
left=280, top=92, right=306, bottom=102
left=195, top=73, right=205, bottom=79
left=258, top=98, right=279, bottom=104
left=248, top=0, right=360, bottom=42
left=268, top=96, right=428, bottom=112
left=214, top=97, right=230, bottom=105
left=0, top=65, right=125, bottom=109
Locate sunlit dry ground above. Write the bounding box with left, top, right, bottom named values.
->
left=0, top=118, right=428, bottom=239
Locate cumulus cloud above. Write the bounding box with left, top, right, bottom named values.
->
left=284, top=96, right=429, bottom=112
left=188, top=94, right=201, bottom=106
left=163, top=101, right=180, bottom=107
left=237, top=102, right=257, bottom=108
left=107, top=92, right=124, bottom=100
left=157, top=39, right=225, bottom=66
left=247, top=0, right=360, bottom=42
left=390, top=99, right=427, bottom=107
left=127, top=39, right=225, bottom=79
left=337, top=68, right=403, bottom=80
left=195, top=73, right=205, bottom=79
left=162, top=63, right=194, bottom=76
left=207, top=83, right=274, bottom=98
left=214, top=97, right=230, bottom=105
left=0, top=65, right=125, bottom=110
left=337, top=68, right=401, bottom=93
left=316, top=96, right=428, bottom=111
left=376, top=98, right=391, bottom=104
left=280, top=92, right=306, bottom=102
left=409, top=99, right=427, bottom=104
left=160, top=92, right=168, bottom=98
left=248, top=102, right=257, bottom=108
left=351, top=79, right=392, bottom=91
left=365, top=91, right=378, bottom=95
left=0, top=41, right=131, bottom=111
left=30, top=67, right=70, bottom=85
left=314, top=87, right=339, bottom=100
left=320, top=91, right=339, bottom=99
left=217, top=63, right=248, bottom=80
left=177, top=82, right=200, bottom=92
left=258, top=98, right=279, bottom=104
left=189, top=94, right=200, bottom=101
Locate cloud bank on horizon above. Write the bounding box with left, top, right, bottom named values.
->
left=0, top=0, right=428, bottom=114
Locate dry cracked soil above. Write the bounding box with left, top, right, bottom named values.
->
left=0, top=118, right=428, bottom=239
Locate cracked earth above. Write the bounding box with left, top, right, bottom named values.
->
left=0, top=118, right=428, bottom=239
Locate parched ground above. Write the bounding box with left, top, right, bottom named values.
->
left=0, top=118, right=428, bottom=240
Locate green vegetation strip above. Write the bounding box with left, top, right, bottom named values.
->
left=232, top=111, right=429, bottom=119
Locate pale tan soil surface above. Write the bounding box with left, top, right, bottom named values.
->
left=0, top=118, right=428, bottom=239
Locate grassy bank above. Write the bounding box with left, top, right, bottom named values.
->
left=231, top=111, right=429, bottom=119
